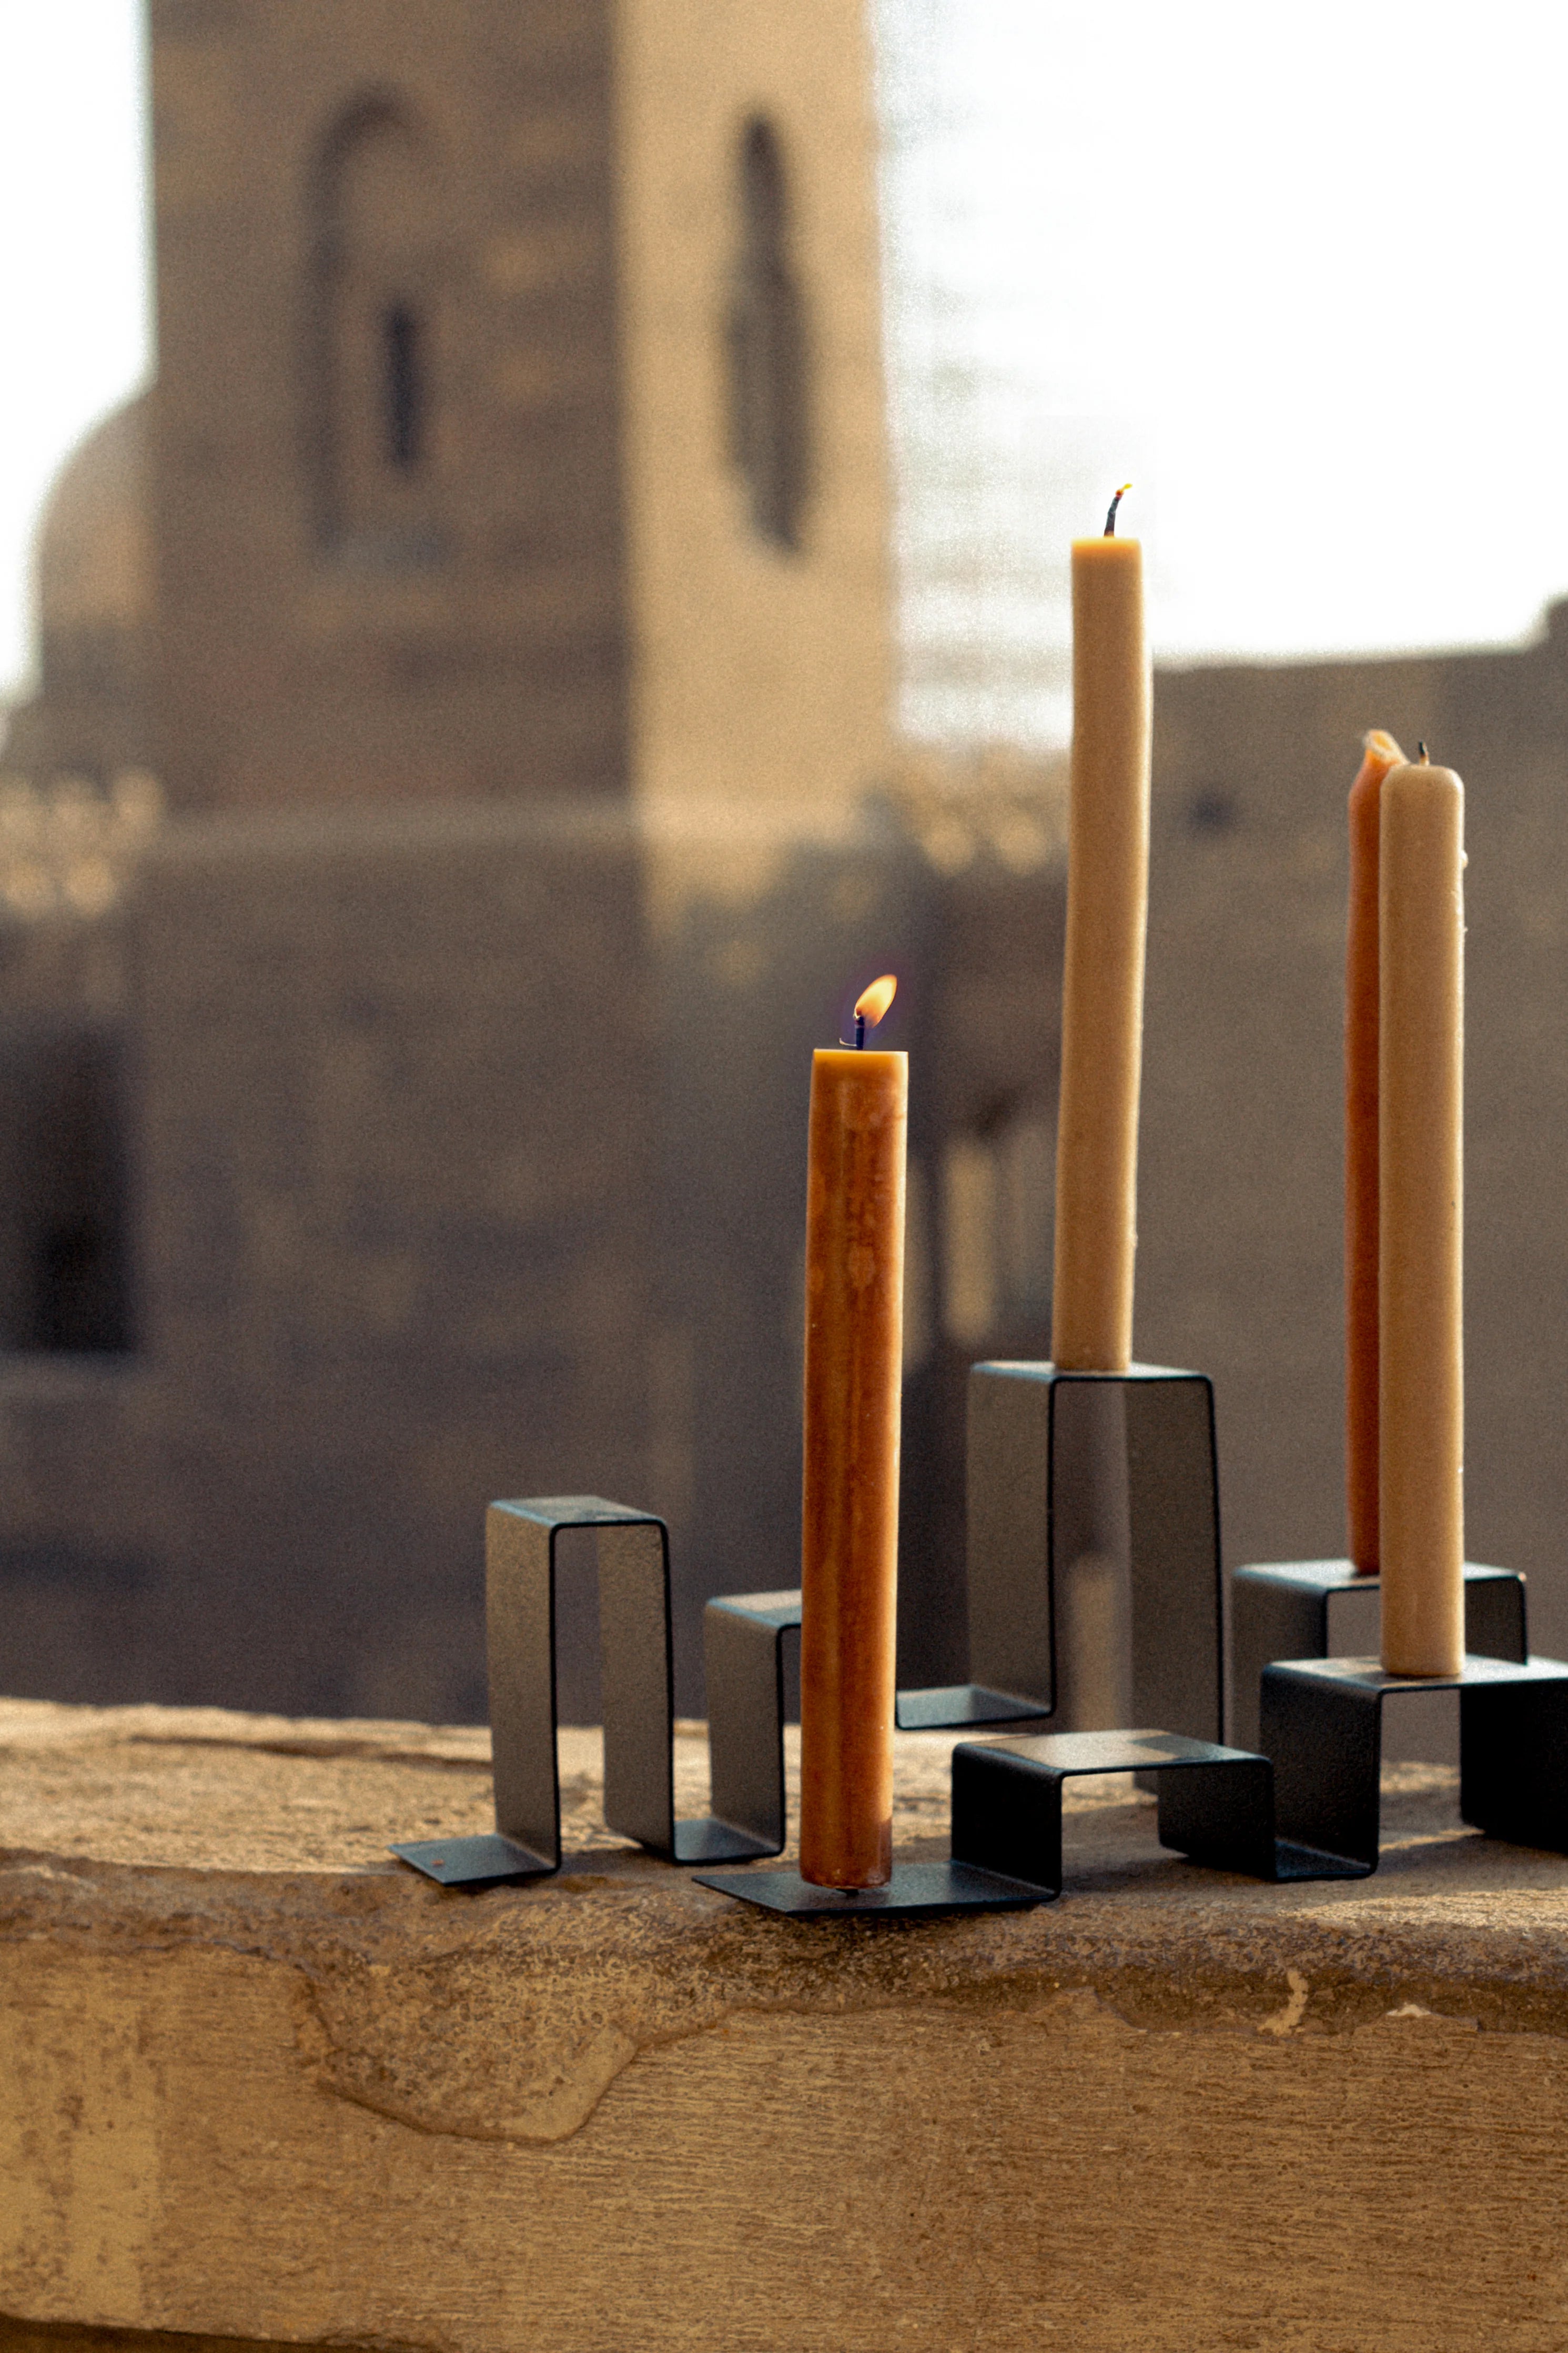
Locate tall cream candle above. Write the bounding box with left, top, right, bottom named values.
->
left=1052, top=491, right=1151, bottom=1372
left=1379, top=750, right=1464, bottom=1678
left=1344, top=729, right=1407, bottom=1574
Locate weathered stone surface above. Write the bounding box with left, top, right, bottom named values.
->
left=4, top=1699, right=1568, bottom=2351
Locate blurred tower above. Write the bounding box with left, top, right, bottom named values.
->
left=148, top=0, right=891, bottom=812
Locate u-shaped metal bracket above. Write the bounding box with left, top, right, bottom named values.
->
left=966, top=1361, right=1225, bottom=1741
left=393, top=1497, right=780, bottom=1886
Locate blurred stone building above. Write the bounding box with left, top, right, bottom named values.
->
left=0, top=0, right=1065, bottom=1717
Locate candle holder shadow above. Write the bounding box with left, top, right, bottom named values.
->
left=392, top=1497, right=780, bottom=1888
left=1230, top=1561, right=1527, bottom=1749
left=1260, top=1653, right=1568, bottom=1876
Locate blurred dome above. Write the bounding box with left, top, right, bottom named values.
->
left=35, top=393, right=150, bottom=635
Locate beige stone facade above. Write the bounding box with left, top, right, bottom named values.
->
left=141, top=0, right=888, bottom=819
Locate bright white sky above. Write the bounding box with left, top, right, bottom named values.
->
left=0, top=0, right=149, bottom=702
left=3, top=0, right=1567, bottom=745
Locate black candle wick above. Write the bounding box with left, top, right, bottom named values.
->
left=1104, top=482, right=1131, bottom=536
left=844, top=972, right=896, bottom=1045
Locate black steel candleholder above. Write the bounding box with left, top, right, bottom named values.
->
left=700, top=1359, right=1237, bottom=1918
left=707, top=1361, right=1222, bottom=1737
left=398, top=1356, right=1229, bottom=1912
left=946, top=1726, right=1365, bottom=1893
left=695, top=1580, right=1034, bottom=1877
left=1230, top=1560, right=1528, bottom=1748
left=700, top=1357, right=1226, bottom=1879
left=389, top=1495, right=1054, bottom=1905
left=392, top=1496, right=782, bottom=1887
left=692, top=1859, right=1048, bottom=1915
left=700, top=1731, right=1283, bottom=1916
left=1260, top=1652, right=1568, bottom=1874
left=966, top=1360, right=1225, bottom=1741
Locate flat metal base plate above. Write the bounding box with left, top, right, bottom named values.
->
left=1271, top=1841, right=1370, bottom=1882
left=670, top=1817, right=780, bottom=1864
left=390, top=1834, right=552, bottom=1887
left=694, top=1859, right=1048, bottom=1916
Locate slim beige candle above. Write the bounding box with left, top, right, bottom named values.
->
left=1052, top=488, right=1151, bottom=1372
left=1379, top=748, right=1464, bottom=1678
left=1344, top=730, right=1407, bottom=1574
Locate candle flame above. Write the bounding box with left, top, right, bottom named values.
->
left=853, top=974, right=897, bottom=1028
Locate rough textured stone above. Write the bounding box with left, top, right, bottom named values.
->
left=4, top=1699, right=1568, bottom=2350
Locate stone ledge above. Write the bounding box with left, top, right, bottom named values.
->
left=3, top=1700, right=1566, bottom=2351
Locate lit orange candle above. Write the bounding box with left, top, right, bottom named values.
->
left=1380, top=750, right=1464, bottom=1677
left=1344, top=728, right=1406, bottom=1573
left=798, top=975, right=906, bottom=1889
left=1052, top=487, right=1150, bottom=1372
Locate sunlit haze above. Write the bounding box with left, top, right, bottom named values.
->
left=4, top=0, right=1566, bottom=743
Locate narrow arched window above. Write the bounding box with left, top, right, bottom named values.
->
left=726, top=117, right=810, bottom=550
left=382, top=301, right=422, bottom=468
left=0, top=1022, right=133, bottom=1355
left=309, top=97, right=443, bottom=561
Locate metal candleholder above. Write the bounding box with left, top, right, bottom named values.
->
left=700, top=1356, right=1227, bottom=1889
left=962, top=1360, right=1225, bottom=1740
left=946, top=1727, right=1365, bottom=1895
left=692, top=1861, right=1047, bottom=1916
left=392, top=1496, right=781, bottom=1888
left=701, top=1358, right=1235, bottom=1917
left=397, top=1359, right=1229, bottom=1913
left=1260, top=1652, right=1568, bottom=1875
left=703, top=1732, right=1280, bottom=1916
left=685, top=1591, right=1057, bottom=1915
left=1230, top=1560, right=1528, bottom=1748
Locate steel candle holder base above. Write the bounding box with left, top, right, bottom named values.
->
left=700, top=1585, right=1049, bottom=1875
left=966, top=1361, right=1225, bottom=1741
left=947, top=1727, right=1365, bottom=1894
left=1261, top=1651, right=1568, bottom=1875
left=394, top=1496, right=782, bottom=1889
left=391, top=1832, right=551, bottom=1888
left=699, top=1720, right=1378, bottom=1917
left=397, top=1346, right=1231, bottom=1902
left=1230, top=1559, right=1527, bottom=1748
left=694, top=1860, right=1047, bottom=1916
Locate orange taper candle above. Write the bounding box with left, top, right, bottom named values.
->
left=1344, top=728, right=1406, bottom=1574
left=799, top=974, right=906, bottom=1889
left=1380, top=750, right=1465, bottom=1678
